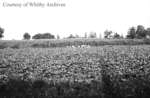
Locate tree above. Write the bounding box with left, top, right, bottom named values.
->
left=89, top=32, right=97, bottom=38
left=126, top=25, right=148, bottom=39
left=146, top=28, right=150, bottom=38
left=32, top=33, right=42, bottom=39
left=0, top=27, right=4, bottom=38
left=32, top=33, right=55, bottom=39
left=113, top=33, right=121, bottom=39
left=126, top=27, right=136, bottom=39
left=67, top=34, right=76, bottom=38
left=136, top=25, right=146, bottom=38
left=104, top=30, right=113, bottom=39
left=42, top=33, right=55, bottom=39
left=23, top=32, right=31, bottom=40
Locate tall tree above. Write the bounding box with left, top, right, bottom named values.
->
left=136, top=25, right=146, bottom=38
left=23, top=32, right=31, bottom=40
left=113, top=33, right=121, bottom=39
left=0, top=27, right=4, bottom=38
left=104, top=30, right=112, bottom=39
left=126, top=27, right=136, bottom=39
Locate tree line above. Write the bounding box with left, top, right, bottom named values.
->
left=23, top=33, right=55, bottom=40
left=0, top=25, right=150, bottom=40
left=126, top=25, right=150, bottom=39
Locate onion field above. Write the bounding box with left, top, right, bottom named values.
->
left=0, top=45, right=150, bottom=98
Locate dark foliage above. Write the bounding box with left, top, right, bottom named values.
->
left=0, top=27, right=4, bottom=38
left=32, top=33, right=55, bottom=39
left=0, top=79, right=103, bottom=98
left=23, top=33, right=31, bottom=40
left=126, top=25, right=149, bottom=39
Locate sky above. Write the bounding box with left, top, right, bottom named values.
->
left=0, top=0, right=150, bottom=40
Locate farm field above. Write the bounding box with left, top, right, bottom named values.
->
left=0, top=45, right=150, bottom=98
left=1, top=38, right=150, bottom=49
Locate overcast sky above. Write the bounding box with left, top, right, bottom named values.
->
left=0, top=0, right=150, bottom=40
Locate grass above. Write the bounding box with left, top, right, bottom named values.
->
left=0, top=38, right=150, bottom=49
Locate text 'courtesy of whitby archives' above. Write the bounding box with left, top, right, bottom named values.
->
left=2, top=2, right=66, bottom=8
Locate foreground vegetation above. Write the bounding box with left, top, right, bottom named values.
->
left=0, top=45, right=150, bottom=98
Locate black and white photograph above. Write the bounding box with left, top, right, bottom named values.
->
left=0, top=0, right=150, bottom=98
